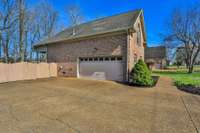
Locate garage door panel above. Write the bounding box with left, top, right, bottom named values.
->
left=79, top=61, right=124, bottom=81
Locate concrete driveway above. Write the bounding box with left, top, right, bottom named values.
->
left=0, top=77, right=199, bottom=133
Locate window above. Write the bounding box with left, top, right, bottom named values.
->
left=134, top=54, right=138, bottom=63
left=137, top=24, right=141, bottom=46
left=37, top=51, right=47, bottom=62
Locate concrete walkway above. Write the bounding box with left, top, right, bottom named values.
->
left=0, top=77, right=199, bottom=133
left=151, top=77, right=200, bottom=133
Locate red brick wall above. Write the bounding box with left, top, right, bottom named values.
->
left=45, top=19, right=145, bottom=81
left=47, top=33, right=127, bottom=77
left=127, top=19, right=145, bottom=78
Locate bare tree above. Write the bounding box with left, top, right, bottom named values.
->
left=28, top=1, right=58, bottom=41
left=17, top=0, right=26, bottom=62
left=65, top=4, right=84, bottom=26
left=0, top=0, right=17, bottom=63
left=27, top=1, right=58, bottom=61
left=165, top=5, right=200, bottom=73
left=25, top=11, right=38, bottom=61
left=0, top=0, right=59, bottom=63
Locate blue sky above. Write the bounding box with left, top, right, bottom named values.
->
left=39, top=0, right=198, bottom=46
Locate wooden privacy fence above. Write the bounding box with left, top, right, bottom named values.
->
left=0, top=62, right=57, bottom=83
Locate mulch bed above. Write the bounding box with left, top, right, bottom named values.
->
left=124, top=76, right=159, bottom=88
left=178, top=86, right=200, bottom=95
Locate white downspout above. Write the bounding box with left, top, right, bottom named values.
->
left=126, top=31, right=131, bottom=82
left=77, top=58, right=80, bottom=78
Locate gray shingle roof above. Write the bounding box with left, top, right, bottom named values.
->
left=34, top=9, right=142, bottom=47
left=145, top=46, right=166, bottom=59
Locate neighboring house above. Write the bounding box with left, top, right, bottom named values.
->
left=145, top=46, right=167, bottom=69
left=175, top=47, right=186, bottom=66
left=34, top=9, right=147, bottom=82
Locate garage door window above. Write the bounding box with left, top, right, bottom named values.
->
left=80, top=57, right=122, bottom=62
left=105, top=57, right=110, bottom=61
left=94, top=58, right=98, bottom=61
left=111, top=57, right=116, bottom=61
left=117, top=57, right=122, bottom=61
left=99, top=57, right=104, bottom=61
left=89, top=58, right=93, bottom=61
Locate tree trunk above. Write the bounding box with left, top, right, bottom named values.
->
left=3, top=49, right=8, bottom=63
left=19, top=0, right=24, bottom=62
left=24, top=31, right=28, bottom=62
left=3, top=45, right=9, bottom=63
left=13, top=40, right=18, bottom=63
left=188, top=47, right=200, bottom=74
left=5, top=49, right=9, bottom=63
left=185, top=61, right=189, bottom=69
left=30, top=48, right=33, bottom=62
left=0, top=34, right=2, bottom=59
left=188, top=65, right=193, bottom=73
left=2, top=39, right=9, bottom=63
left=0, top=47, right=1, bottom=59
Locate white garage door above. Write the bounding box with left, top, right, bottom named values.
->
left=79, top=57, right=124, bottom=81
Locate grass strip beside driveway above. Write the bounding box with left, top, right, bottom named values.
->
left=153, top=71, right=200, bottom=88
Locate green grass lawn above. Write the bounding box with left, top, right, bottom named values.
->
left=167, top=65, right=200, bottom=71
left=153, top=68, right=200, bottom=87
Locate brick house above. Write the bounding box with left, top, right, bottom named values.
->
left=34, top=9, right=147, bottom=82
left=145, top=46, right=167, bottom=69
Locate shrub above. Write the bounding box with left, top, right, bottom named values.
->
left=130, top=59, right=154, bottom=86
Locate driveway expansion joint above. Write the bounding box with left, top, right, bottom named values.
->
left=39, top=113, right=81, bottom=133
left=180, top=96, right=199, bottom=133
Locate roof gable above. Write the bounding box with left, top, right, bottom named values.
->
left=35, top=9, right=142, bottom=47
left=145, top=46, right=166, bottom=59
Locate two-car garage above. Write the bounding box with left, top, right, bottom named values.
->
left=78, top=56, right=124, bottom=81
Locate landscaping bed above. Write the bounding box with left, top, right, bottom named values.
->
left=177, top=86, right=200, bottom=95
left=128, top=76, right=159, bottom=87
